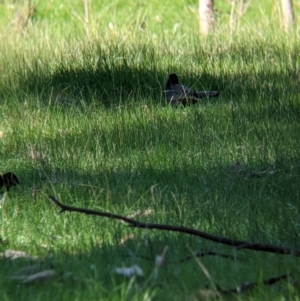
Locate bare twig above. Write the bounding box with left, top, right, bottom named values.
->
left=220, top=274, right=290, bottom=294
left=122, top=249, right=243, bottom=263
left=48, top=195, right=300, bottom=257
left=195, top=274, right=292, bottom=299
left=178, top=249, right=244, bottom=263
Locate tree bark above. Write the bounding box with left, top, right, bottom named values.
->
left=199, top=0, right=215, bottom=35
left=281, top=0, right=294, bottom=31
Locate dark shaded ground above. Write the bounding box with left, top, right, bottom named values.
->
left=2, top=42, right=299, bottom=107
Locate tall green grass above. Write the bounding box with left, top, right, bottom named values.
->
left=1, top=1, right=300, bottom=300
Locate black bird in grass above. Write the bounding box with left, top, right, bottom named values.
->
left=0, top=172, right=20, bottom=192
left=165, top=73, right=219, bottom=106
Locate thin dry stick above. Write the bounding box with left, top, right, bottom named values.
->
left=48, top=195, right=300, bottom=257
left=220, top=274, right=290, bottom=295
left=177, top=249, right=244, bottom=263
left=123, top=249, right=243, bottom=263
left=196, top=274, right=291, bottom=298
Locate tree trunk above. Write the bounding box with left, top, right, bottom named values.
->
left=199, top=0, right=215, bottom=35
left=281, top=0, right=294, bottom=31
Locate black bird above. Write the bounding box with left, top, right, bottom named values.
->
left=0, top=172, right=20, bottom=192
left=165, top=73, right=219, bottom=106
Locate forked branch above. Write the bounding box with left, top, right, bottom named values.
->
left=48, top=195, right=300, bottom=257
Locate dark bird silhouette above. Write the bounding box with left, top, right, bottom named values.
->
left=0, top=172, right=20, bottom=192
left=165, top=73, right=219, bottom=106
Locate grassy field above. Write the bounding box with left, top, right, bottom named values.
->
left=1, top=0, right=300, bottom=300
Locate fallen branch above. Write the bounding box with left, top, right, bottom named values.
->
left=123, top=249, right=243, bottom=263
left=220, top=274, right=290, bottom=295
left=48, top=195, right=300, bottom=257
left=177, top=249, right=244, bottom=263
left=196, top=274, right=291, bottom=299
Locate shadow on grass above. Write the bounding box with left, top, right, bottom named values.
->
left=1, top=193, right=299, bottom=301
left=21, top=67, right=299, bottom=107
left=3, top=42, right=299, bottom=107
left=0, top=217, right=298, bottom=301
left=10, top=151, right=300, bottom=249
left=2, top=134, right=300, bottom=299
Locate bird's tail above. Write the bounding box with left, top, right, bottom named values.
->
left=194, top=90, right=219, bottom=98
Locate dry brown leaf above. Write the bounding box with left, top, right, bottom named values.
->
left=126, top=209, right=154, bottom=219
left=119, top=233, right=134, bottom=245
left=0, top=249, right=37, bottom=260
left=142, top=209, right=155, bottom=216
left=195, top=289, right=220, bottom=300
